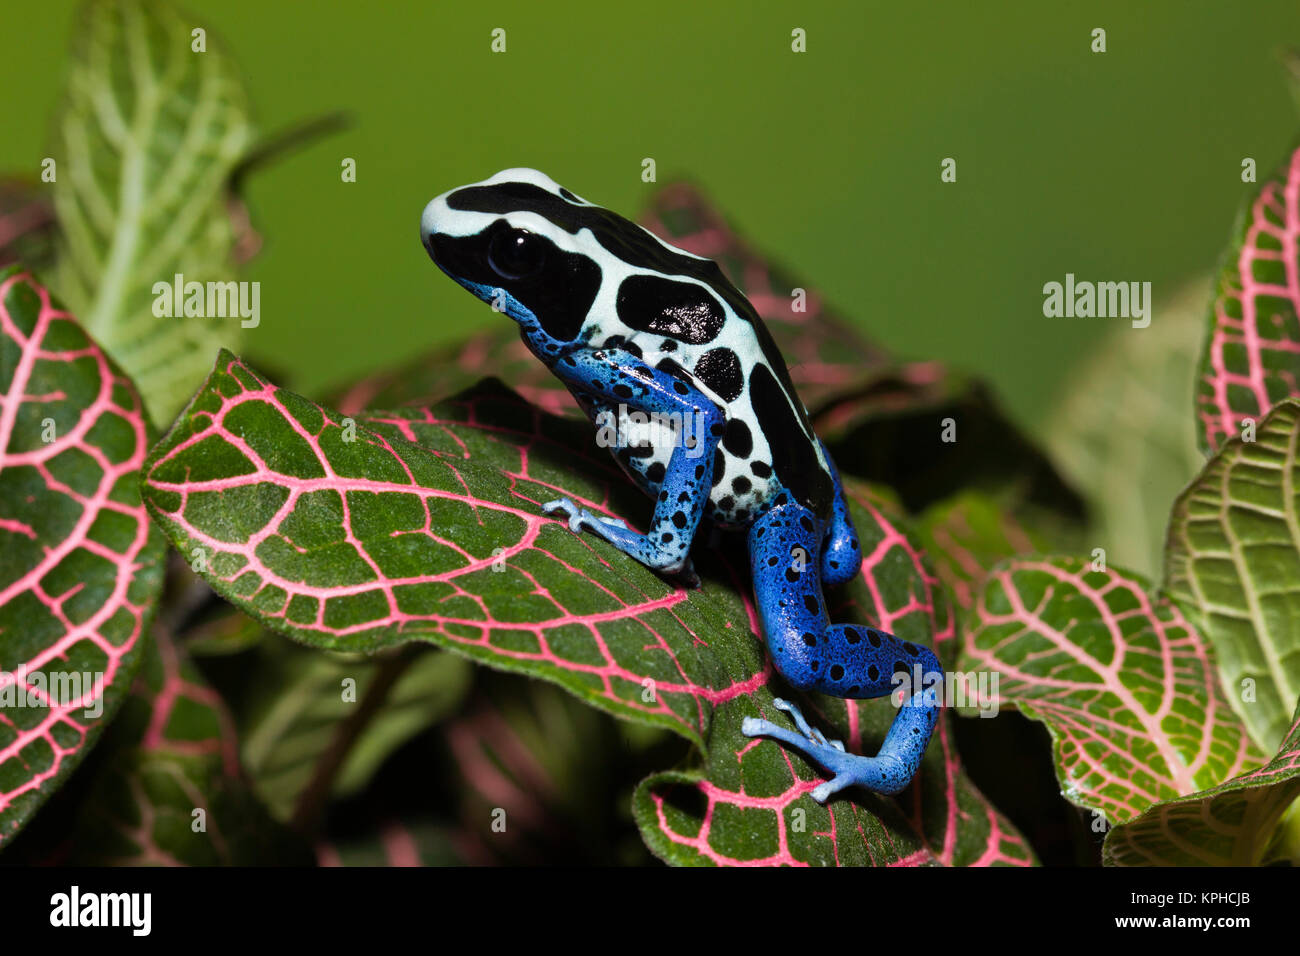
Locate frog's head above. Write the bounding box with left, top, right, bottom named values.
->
left=420, top=168, right=607, bottom=346
left=422, top=168, right=733, bottom=353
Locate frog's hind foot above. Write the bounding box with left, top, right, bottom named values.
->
left=743, top=495, right=943, bottom=800
left=742, top=698, right=910, bottom=803
left=767, top=697, right=844, bottom=751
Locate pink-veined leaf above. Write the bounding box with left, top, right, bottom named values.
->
left=961, top=556, right=1266, bottom=827
left=916, top=491, right=1053, bottom=614
left=0, top=266, right=164, bottom=848
left=373, top=394, right=1032, bottom=866
left=143, top=352, right=1029, bottom=865
left=1103, top=700, right=1300, bottom=865
left=64, top=624, right=310, bottom=865
left=1195, top=141, right=1300, bottom=453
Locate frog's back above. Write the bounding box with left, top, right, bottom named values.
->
left=575, top=245, right=834, bottom=528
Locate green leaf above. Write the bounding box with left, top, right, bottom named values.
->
left=1165, top=398, right=1300, bottom=754
left=52, top=0, right=254, bottom=424
left=238, top=638, right=472, bottom=819
left=1104, top=701, right=1300, bottom=865
left=0, top=266, right=164, bottom=849
left=961, top=556, right=1266, bottom=826
left=144, top=353, right=1029, bottom=864
left=67, top=626, right=310, bottom=865
left=1045, top=279, right=1209, bottom=578
left=1195, top=141, right=1300, bottom=453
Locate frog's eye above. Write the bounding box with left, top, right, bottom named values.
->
left=487, top=227, right=546, bottom=280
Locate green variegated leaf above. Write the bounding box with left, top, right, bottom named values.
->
left=961, top=556, right=1265, bottom=827
left=1046, top=280, right=1209, bottom=578
left=67, top=625, right=309, bottom=865
left=1104, top=702, right=1300, bottom=866
left=1195, top=141, right=1300, bottom=453
left=143, top=352, right=1030, bottom=865
left=53, top=0, right=254, bottom=424
left=1165, top=399, right=1300, bottom=755
left=0, top=266, right=164, bottom=848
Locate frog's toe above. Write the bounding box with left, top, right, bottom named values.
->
left=811, top=774, right=854, bottom=804
left=744, top=704, right=871, bottom=799
left=541, top=497, right=577, bottom=519
left=541, top=497, right=590, bottom=533
left=770, top=698, right=837, bottom=748
left=742, top=716, right=776, bottom=737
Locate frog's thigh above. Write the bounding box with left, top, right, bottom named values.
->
left=748, top=495, right=929, bottom=700
left=818, top=441, right=861, bottom=588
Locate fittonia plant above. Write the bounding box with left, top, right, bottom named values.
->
left=1, top=0, right=1298, bottom=866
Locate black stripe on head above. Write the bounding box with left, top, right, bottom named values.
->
left=448, top=182, right=719, bottom=283
left=428, top=220, right=599, bottom=342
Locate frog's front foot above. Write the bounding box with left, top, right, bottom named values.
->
left=742, top=698, right=903, bottom=803
left=542, top=497, right=700, bottom=588
left=541, top=497, right=627, bottom=534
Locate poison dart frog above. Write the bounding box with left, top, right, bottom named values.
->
left=421, top=169, right=942, bottom=801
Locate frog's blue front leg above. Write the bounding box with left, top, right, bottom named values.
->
left=741, top=493, right=942, bottom=800
left=542, top=346, right=723, bottom=580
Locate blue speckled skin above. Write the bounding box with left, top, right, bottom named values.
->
left=421, top=169, right=944, bottom=802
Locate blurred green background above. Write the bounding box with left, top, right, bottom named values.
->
left=5, top=0, right=1299, bottom=431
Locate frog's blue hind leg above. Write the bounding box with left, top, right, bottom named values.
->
left=540, top=346, right=723, bottom=582
left=741, top=493, right=942, bottom=801
left=818, top=441, right=860, bottom=588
